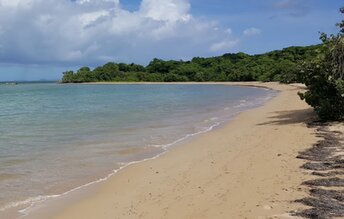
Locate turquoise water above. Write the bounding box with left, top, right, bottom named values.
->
left=0, top=83, right=276, bottom=215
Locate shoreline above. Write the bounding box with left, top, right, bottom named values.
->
left=21, top=82, right=316, bottom=218
left=0, top=82, right=274, bottom=219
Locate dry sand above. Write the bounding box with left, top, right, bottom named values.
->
left=26, top=82, right=319, bottom=219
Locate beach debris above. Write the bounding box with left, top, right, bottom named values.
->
left=295, top=197, right=344, bottom=218
left=312, top=171, right=344, bottom=177
left=294, top=122, right=344, bottom=218
left=297, top=131, right=340, bottom=162
left=309, top=188, right=344, bottom=202
left=301, top=161, right=344, bottom=171
left=303, top=178, right=344, bottom=187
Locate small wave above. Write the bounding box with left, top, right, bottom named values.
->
left=210, top=117, right=218, bottom=121
left=148, top=121, right=221, bottom=149
left=0, top=121, right=224, bottom=217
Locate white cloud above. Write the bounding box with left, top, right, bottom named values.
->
left=78, top=10, right=110, bottom=28
left=140, top=0, right=191, bottom=22
left=76, top=0, right=119, bottom=7
left=210, top=40, right=239, bottom=52
left=225, top=28, right=233, bottom=35
left=243, top=27, right=262, bottom=36
left=0, top=0, right=33, bottom=8
left=0, top=0, right=238, bottom=66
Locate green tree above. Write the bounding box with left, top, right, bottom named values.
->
left=299, top=7, right=344, bottom=120
left=163, top=73, right=188, bottom=82
left=61, top=71, right=75, bottom=83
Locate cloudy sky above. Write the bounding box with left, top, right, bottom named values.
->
left=0, top=0, right=342, bottom=81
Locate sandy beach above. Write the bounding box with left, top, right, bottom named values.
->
left=25, top=82, right=320, bottom=219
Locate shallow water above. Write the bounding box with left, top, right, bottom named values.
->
left=0, top=83, right=276, bottom=215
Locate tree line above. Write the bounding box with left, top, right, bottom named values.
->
left=61, top=45, right=321, bottom=84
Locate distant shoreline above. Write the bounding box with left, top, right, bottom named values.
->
left=81, top=81, right=286, bottom=89
left=0, top=81, right=58, bottom=84
left=80, top=81, right=307, bottom=93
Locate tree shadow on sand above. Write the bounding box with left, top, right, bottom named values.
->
left=257, top=108, right=315, bottom=126
left=257, top=108, right=344, bottom=218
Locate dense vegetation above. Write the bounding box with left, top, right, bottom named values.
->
left=299, top=7, right=344, bottom=121
left=61, top=45, right=321, bottom=84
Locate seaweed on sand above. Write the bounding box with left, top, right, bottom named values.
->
left=293, top=123, right=344, bottom=218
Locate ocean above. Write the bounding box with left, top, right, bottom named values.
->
left=0, top=83, right=276, bottom=216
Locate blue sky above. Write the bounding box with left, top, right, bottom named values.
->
left=0, top=0, right=342, bottom=81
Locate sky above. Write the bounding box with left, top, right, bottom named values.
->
left=0, top=0, right=342, bottom=81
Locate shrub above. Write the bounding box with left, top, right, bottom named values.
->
left=299, top=7, right=344, bottom=120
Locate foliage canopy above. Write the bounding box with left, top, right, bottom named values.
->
left=61, top=45, right=321, bottom=84
left=299, top=7, right=344, bottom=121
